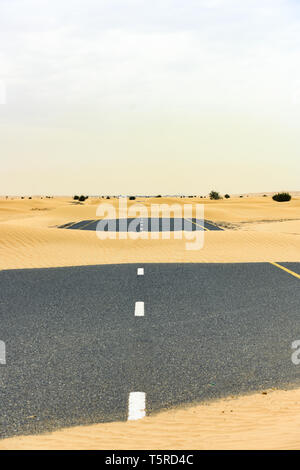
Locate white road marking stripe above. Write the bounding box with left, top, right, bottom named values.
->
left=135, top=301, right=144, bottom=316
left=128, top=392, right=146, bottom=420
left=137, top=268, right=144, bottom=276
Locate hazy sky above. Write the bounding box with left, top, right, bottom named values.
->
left=1, top=0, right=300, bottom=195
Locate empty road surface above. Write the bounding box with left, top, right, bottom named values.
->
left=0, top=262, right=300, bottom=438
left=58, top=218, right=223, bottom=232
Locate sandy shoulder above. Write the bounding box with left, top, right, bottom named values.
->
left=1, top=387, right=300, bottom=450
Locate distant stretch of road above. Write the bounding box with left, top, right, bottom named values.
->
left=58, top=218, right=223, bottom=231
left=0, top=262, right=300, bottom=438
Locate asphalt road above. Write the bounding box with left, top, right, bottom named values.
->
left=59, top=218, right=223, bottom=231
left=0, top=262, right=300, bottom=438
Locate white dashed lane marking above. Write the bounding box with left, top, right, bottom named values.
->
left=130, top=269, right=146, bottom=420
left=128, top=392, right=146, bottom=420
left=134, top=301, right=144, bottom=316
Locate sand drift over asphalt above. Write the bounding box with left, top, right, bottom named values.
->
left=2, top=387, right=300, bottom=450
left=0, top=390, right=300, bottom=450
left=0, top=196, right=300, bottom=270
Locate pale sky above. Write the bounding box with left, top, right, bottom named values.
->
left=0, top=0, right=300, bottom=195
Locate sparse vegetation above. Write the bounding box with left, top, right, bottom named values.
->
left=272, top=192, right=292, bottom=202
left=209, top=190, right=222, bottom=200
left=73, top=195, right=88, bottom=202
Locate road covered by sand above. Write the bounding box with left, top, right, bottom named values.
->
left=2, top=387, right=300, bottom=450
left=0, top=195, right=300, bottom=449
left=0, top=195, right=300, bottom=270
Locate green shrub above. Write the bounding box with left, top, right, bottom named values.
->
left=209, top=190, right=221, bottom=200
left=129, top=196, right=136, bottom=200
left=224, top=194, right=230, bottom=199
left=79, top=195, right=86, bottom=202
left=73, top=195, right=79, bottom=200
left=272, top=192, right=291, bottom=202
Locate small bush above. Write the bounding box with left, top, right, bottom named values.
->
left=79, top=195, right=86, bottom=202
left=73, top=195, right=79, bottom=200
left=224, top=194, right=230, bottom=199
left=272, top=192, right=291, bottom=202
left=209, top=190, right=221, bottom=200
left=129, top=196, right=136, bottom=200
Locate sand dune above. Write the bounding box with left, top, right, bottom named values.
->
left=0, top=196, right=300, bottom=270
left=1, top=223, right=300, bottom=270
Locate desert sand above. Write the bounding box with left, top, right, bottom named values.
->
left=1, top=387, right=300, bottom=450
left=0, top=196, right=300, bottom=270
left=0, top=195, right=300, bottom=449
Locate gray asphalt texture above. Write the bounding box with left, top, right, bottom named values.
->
left=0, top=262, right=300, bottom=438
left=59, top=218, right=223, bottom=231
